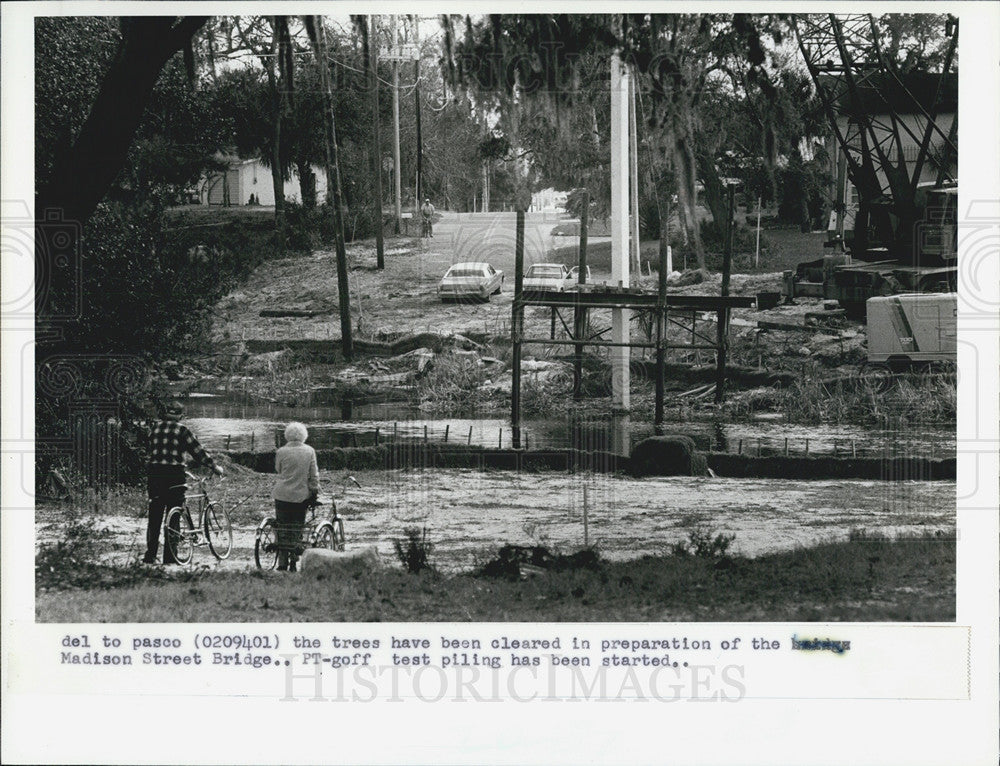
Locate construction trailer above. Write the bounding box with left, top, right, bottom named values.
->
left=866, top=292, right=957, bottom=368
left=790, top=14, right=959, bottom=318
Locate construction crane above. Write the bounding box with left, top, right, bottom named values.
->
left=790, top=14, right=958, bottom=317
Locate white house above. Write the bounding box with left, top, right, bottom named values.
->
left=200, top=158, right=328, bottom=206
left=529, top=187, right=569, bottom=213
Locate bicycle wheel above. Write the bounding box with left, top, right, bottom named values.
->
left=165, top=506, right=194, bottom=564
left=313, top=522, right=340, bottom=552
left=204, top=502, right=233, bottom=560
left=254, top=519, right=279, bottom=570
left=315, top=519, right=346, bottom=552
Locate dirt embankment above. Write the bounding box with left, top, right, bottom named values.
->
left=171, top=231, right=886, bottom=421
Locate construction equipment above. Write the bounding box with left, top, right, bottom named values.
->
left=866, top=292, right=957, bottom=368
left=791, top=14, right=958, bottom=318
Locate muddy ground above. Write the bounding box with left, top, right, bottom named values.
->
left=37, top=463, right=954, bottom=575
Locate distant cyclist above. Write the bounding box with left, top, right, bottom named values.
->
left=420, top=198, right=435, bottom=238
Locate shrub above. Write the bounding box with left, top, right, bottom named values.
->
left=671, top=528, right=736, bottom=559
left=416, top=352, right=494, bottom=414
left=36, top=203, right=281, bottom=487
left=393, top=527, right=435, bottom=573
left=35, top=517, right=161, bottom=590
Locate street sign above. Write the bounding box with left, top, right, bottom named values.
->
left=384, top=43, right=419, bottom=61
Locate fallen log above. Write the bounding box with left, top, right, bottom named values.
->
left=259, top=308, right=335, bottom=317
left=757, top=319, right=840, bottom=336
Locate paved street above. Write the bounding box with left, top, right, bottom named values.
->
left=415, top=210, right=591, bottom=282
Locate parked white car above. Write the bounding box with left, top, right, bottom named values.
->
left=438, top=262, right=504, bottom=302
left=523, top=263, right=573, bottom=292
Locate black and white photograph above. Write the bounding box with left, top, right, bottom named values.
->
left=31, top=10, right=961, bottom=622
left=3, top=3, right=998, bottom=765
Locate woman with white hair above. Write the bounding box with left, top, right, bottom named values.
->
left=272, top=422, right=320, bottom=571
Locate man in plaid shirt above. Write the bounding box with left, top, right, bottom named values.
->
left=145, top=401, right=223, bottom=564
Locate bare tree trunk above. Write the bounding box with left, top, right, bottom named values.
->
left=266, top=62, right=285, bottom=231
left=366, top=16, right=385, bottom=269
left=673, top=135, right=705, bottom=272
left=696, top=149, right=729, bottom=244
left=306, top=16, right=353, bottom=360
left=297, top=159, right=316, bottom=209
left=264, top=31, right=285, bottom=243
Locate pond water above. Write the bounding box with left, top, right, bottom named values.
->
left=184, top=394, right=954, bottom=459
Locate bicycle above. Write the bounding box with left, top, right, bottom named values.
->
left=254, top=475, right=361, bottom=570
left=164, top=471, right=233, bottom=564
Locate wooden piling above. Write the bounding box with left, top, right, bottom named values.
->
left=805, top=438, right=809, bottom=457
left=573, top=191, right=589, bottom=399
left=444, top=424, right=449, bottom=442
left=424, top=425, right=428, bottom=443
left=468, top=425, right=473, bottom=445
left=715, top=185, right=735, bottom=404
left=511, top=209, right=525, bottom=448
left=375, top=427, right=380, bottom=446
left=654, top=228, right=667, bottom=428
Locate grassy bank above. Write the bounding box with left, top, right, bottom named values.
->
left=36, top=530, right=954, bottom=622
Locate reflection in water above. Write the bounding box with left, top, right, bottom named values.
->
left=610, top=413, right=630, bottom=457
left=183, top=394, right=955, bottom=459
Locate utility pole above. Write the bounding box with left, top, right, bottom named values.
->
left=414, top=15, right=423, bottom=204
left=369, top=16, right=385, bottom=269
left=482, top=162, right=489, bottom=212
left=391, top=15, right=401, bottom=233
left=610, top=54, right=631, bottom=413
left=629, top=73, right=641, bottom=277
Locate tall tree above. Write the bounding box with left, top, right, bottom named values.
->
left=304, top=15, right=353, bottom=360
left=37, top=16, right=208, bottom=226
left=357, top=15, right=385, bottom=268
